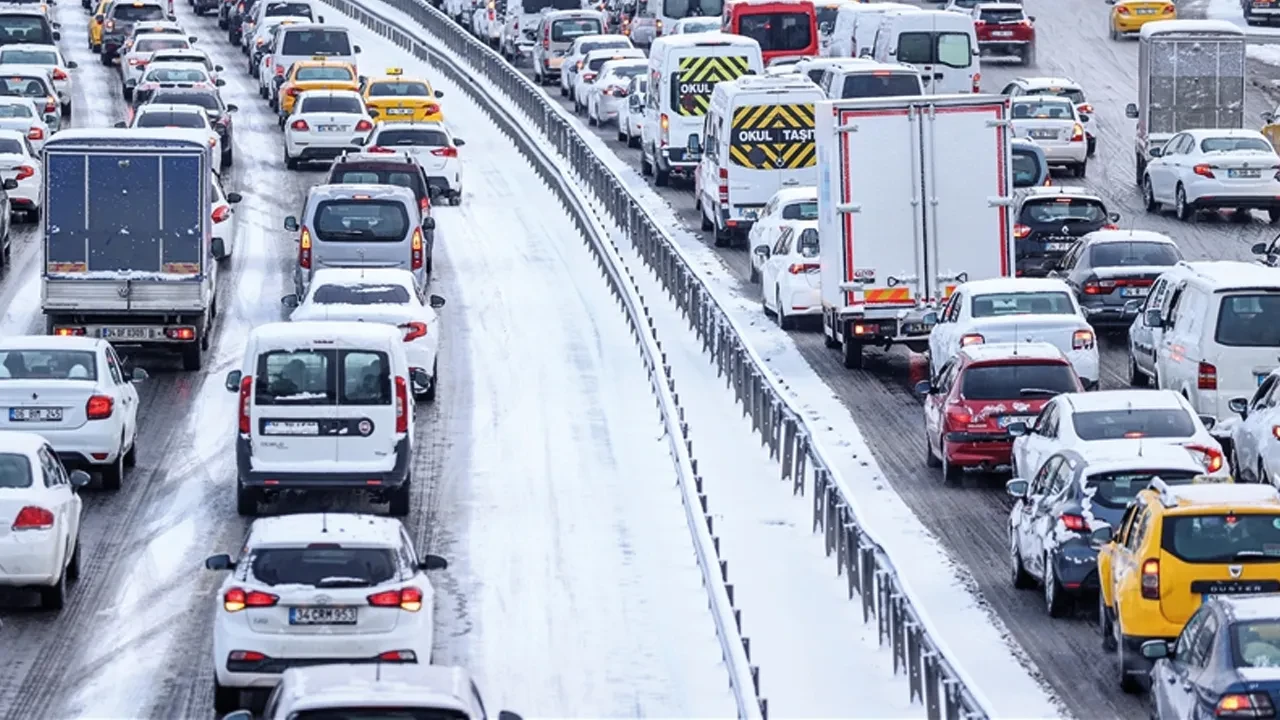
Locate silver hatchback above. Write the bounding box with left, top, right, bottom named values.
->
left=285, top=183, right=433, bottom=296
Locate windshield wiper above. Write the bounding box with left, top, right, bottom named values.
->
left=1020, top=388, right=1061, bottom=397
left=324, top=229, right=373, bottom=238
left=314, top=576, right=372, bottom=588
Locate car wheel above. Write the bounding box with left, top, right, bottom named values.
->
left=941, top=440, right=961, bottom=485
left=628, top=130, right=640, bottom=149
left=587, top=103, right=597, bottom=126
left=66, top=536, right=81, bottom=582
left=1099, top=592, right=1117, bottom=651
left=640, top=150, right=652, bottom=176
left=1270, top=207, right=1280, bottom=225
left=1074, top=160, right=1087, bottom=178
left=425, top=358, right=438, bottom=402
left=100, top=443, right=125, bottom=491
left=778, top=290, right=797, bottom=330
left=748, top=263, right=759, bottom=283
left=124, top=433, right=138, bottom=468
left=388, top=476, right=411, bottom=517
left=38, top=570, right=66, bottom=610
left=1118, top=626, right=1143, bottom=694
left=1175, top=184, right=1194, bottom=222
left=925, top=426, right=942, bottom=469
left=701, top=205, right=714, bottom=232
left=1142, top=176, right=1159, bottom=213
left=1044, top=554, right=1068, bottom=618
left=181, top=342, right=202, bottom=371
left=617, top=128, right=626, bottom=143
left=236, top=481, right=258, bottom=516
left=654, top=159, right=670, bottom=187
left=213, top=680, right=240, bottom=713
left=1009, top=531, right=1032, bottom=587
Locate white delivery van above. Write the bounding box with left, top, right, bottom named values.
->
left=642, top=33, right=763, bottom=185
left=871, top=9, right=980, bottom=94
left=815, top=94, right=1014, bottom=368
left=694, top=75, right=825, bottom=247
left=818, top=60, right=924, bottom=99
left=828, top=2, right=918, bottom=59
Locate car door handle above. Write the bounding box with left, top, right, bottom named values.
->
left=933, top=72, right=944, bottom=80
left=1182, top=682, right=1194, bottom=693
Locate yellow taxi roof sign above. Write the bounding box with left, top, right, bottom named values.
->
left=385, top=67, right=403, bottom=76
left=1191, top=474, right=1234, bottom=484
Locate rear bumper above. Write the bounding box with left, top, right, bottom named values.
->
left=1189, top=194, right=1280, bottom=211
left=943, top=434, right=1013, bottom=468
left=14, top=424, right=123, bottom=465
left=1080, top=299, right=1141, bottom=326
left=0, top=531, right=61, bottom=585
left=236, top=436, right=412, bottom=489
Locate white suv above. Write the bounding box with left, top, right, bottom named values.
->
left=205, top=513, right=449, bottom=713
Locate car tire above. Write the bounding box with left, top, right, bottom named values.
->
left=713, top=217, right=731, bottom=248
left=1269, top=208, right=1280, bottom=224
left=39, top=570, right=66, bottom=610
left=100, top=51, right=112, bottom=66
left=925, top=428, right=942, bottom=469
left=66, top=536, right=81, bottom=582
left=1074, top=160, right=1087, bottom=178
left=1128, top=355, right=1149, bottom=387
left=236, top=482, right=258, bottom=517
left=258, top=84, right=266, bottom=99
left=222, top=147, right=234, bottom=167
left=617, top=128, right=626, bottom=143
left=1044, top=554, right=1068, bottom=618
left=1260, top=459, right=1270, bottom=487
left=124, top=434, right=138, bottom=468
left=701, top=207, right=714, bottom=232
left=284, top=148, right=299, bottom=171
left=1009, top=533, right=1033, bottom=588
left=100, top=444, right=125, bottom=491
left=778, top=291, right=797, bottom=330
left=213, top=680, right=240, bottom=714
left=1175, top=184, right=1195, bottom=222
left=1142, top=176, right=1159, bottom=213
left=1109, top=26, right=1119, bottom=41
left=654, top=159, right=669, bottom=187
left=425, top=358, right=438, bottom=402
left=940, top=442, right=961, bottom=485
left=1099, top=592, right=1117, bottom=651
left=748, top=263, right=759, bottom=283
left=388, top=477, right=411, bottom=517
left=1118, top=629, right=1143, bottom=694
left=842, top=336, right=864, bottom=370
left=27, top=207, right=40, bottom=224
left=640, top=150, right=652, bottom=176
left=182, top=342, right=202, bottom=371
left=587, top=104, right=597, bottom=126
left=62, top=103, right=70, bottom=119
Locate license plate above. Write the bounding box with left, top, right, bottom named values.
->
left=998, top=415, right=1035, bottom=428
left=1137, top=7, right=1157, bottom=13
left=1044, top=242, right=1072, bottom=252
left=100, top=326, right=160, bottom=340
left=316, top=124, right=344, bottom=132
left=10, top=407, right=62, bottom=422
left=387, top=108, right=413, bottom=115
left=1121, top=287, right=1150, bottom=297
left=263, top=420, right=320, bottom=435
left=289, top=606, right=358, bottom=625
left=902, top=321, right=934, bottom=335
left=1229, top=169, right=1262, bottom=178
left=739, top=208, right=760, bottom=220
left=991, top=30, right=1013, bottom=37
left=1029, top=129, right=1058, bottom=139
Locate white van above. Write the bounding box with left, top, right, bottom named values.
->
left=224, top=321, right=421, bottom=517
left=500, top=0, right=581, bottom=61
left=818, top=60, right=924, bottom=99
left=531, top=9, right=607, bottom=86
left=828, top=2, right=918, bottom=59
left=871, top=9, right=980, bottom=94
left=694, top=75, right=824, bottom=247
left=641, top=34, right=762, bottom=186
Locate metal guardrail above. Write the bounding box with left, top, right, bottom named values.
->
left=319, top=0, right=991, bottom=717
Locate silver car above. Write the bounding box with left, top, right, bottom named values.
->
left=120, top=32, right=195, bottom=99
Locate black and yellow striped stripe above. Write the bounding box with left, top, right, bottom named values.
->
left=728, top=103, right=816, bottom=170
left=674, top=55, right=749, bottom=116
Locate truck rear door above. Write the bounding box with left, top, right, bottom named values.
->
left=86, top=153, right=163, bottom=273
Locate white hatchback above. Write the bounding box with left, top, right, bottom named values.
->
left=1010, top=95, right=1088, bottom=177
left=755, top=220, right=821, bottom=328
left=618, top=74, right=645, bottom=148
left=283, top=90, right=374, bottom=169
left=747, top=187, right=818, bottom=283
left=205, top=513, right=449, bottom=712
left=363, top=122, right=465, bottom=204
left=585, top=58, right=647, bottom=128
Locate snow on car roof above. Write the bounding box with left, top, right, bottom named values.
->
left=1014, top=76, right=1081, bottom=89
left=1160, top=483, right=1280, bottom=508
left=281, top=664, right=473, bottom=714
left=959, top=277, right=1072, bottom=295
left=958, top=341, right=1066, bottom=364
left=1063, top=388, right=1187, bottom=413
left=975, top=3, right=1025, bottom=10
left=1081, top=229, right=1175, bottom=245
left=310, top=267, right=418, bottom=289
left=1021, top=185, right=1104, bottom=201
left=0, top=430, right=57, bottom=455
left=654, top=33, right=759, bottom=49
left=248, top=512, right=407, bottom=548
left=1076, top=444, right=1205, bottom=477
left=0, top=335, right=105, bottom=352
left=250, top=320, right=403, bottom=349
left=0, top=127, right=28, bottom=142
left=1178, top=260, right=1280, bottom=291
left=1183, top=128, right=1271, bottom=141
left=1012, top=94, right=1075, bottom=105
left=1219, top=594, right=1280, bottom=622
left=769, top=186, right=817, bottom=205
left=583, top=47, right=644, bottom=60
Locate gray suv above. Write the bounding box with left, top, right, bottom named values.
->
left=99, top=0, right=171, bottom=63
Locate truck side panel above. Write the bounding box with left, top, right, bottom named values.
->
left=1149, top=37, right=1245, bottom=135
left=46, top=152, right=87, bottom=273
left=159, top=154, right=203, bottom=273
left=87, top=153, right=163, bottom=273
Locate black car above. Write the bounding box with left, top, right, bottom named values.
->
left=1052, top=229, right=1183, bottom=328
left=141, top=87, right=238, bottom=165
left=227, top=0, right=260, bottom=46
left=325, top=153, right=439, bottom=270
left=1013, top=187, right=1118, bottom=277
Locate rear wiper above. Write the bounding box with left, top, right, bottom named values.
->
left=324, top=229, right=372, bottom=238
left=314, top=576, right=372, bottom=588
left=1234, top=550, right=1267, bottom=558
left=1019, top=388, right=1060, bottom=397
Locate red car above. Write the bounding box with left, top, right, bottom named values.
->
left=918, top=343, right=1082, bottom=484
left=972, top=2, right=1036, bottom=66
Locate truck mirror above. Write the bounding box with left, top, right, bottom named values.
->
left=1149, top=146, right=1162, bottom=157
left=1124, top=103, right=1138, bottom=119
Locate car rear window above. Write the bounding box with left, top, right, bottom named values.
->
left=295, top=65, right=353, bottom=81
left=1232, top=621, right=1280, bottom=668
left=1201, top=136, right=1272, bottom=153
left=552, top=18, right=601, bottom=42
left=290, top=709, right=471, bottom=720
left=738, top=12, right=812, bottom=52
left=960, top=363, right=1078, bottom=400
left=839, top=72, right=922, bottom=99
left=781, top=201, right=818, bottom=221
left=1012, top=99, right=1074, bottom=119
left=313, top=200, right=410, bottom=242
left=0, top=138, right=21, bottom=154
left=153, top=54, right=212, bottom=69
left=146, top=67, right=207, bottom=82
left=112, top=4, right=166, bottom=20
left=136, top=111, right=205, bottom=128
left=373, top=128, right=447, bottom=147
left=1028, top=86, right=1085, bottom=105
left=1162, top=514, right=1280, bottom=563
left=979, top=7, right=1024, bottom=22
left=896, top=31, right=973, bottom=68
left=1086, top=469, right=1201, bottom=509
left=264, top=1, right=312, bottom=16
left=1089, top=242, right=1180, bottom=267
left=281, top=28, right=352, bottom=56
left=0, top=350, right=97, bottom=380
left=0, top=453, right=30, bottom=488
left=299, top=95, right=362, bottom=113
left=254, top=349, right=391, bottom=406
left=151, top=91, right=219, bottom=108
left=249, top=546, right=397, bottom=587
left=311, top=283, right=412, bottom=305
left=970, top=291, right=1074, bottom=317
left=0, top=77, right=45, bottom=97
left=1216, top=295, right=1280, bottom=348
left=1021, top=198, right=1107, bottom=224
left=0, top=101, right=30, bottom=117
left=341, top=350, right=391, bottom=405
left=1070, top=408, right=1196, bottom=440
left=0, top=49, right=55, bottom=65
left=137, top=38, right=191, bottom=52
left=367, top=80, right=430, bottom=97
left=330, top=168, right=424, bottom=197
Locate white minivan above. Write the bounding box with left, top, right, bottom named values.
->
left=871, top=8, right=980, bottom=94
left=224, top=321, right=422, bottom=517
left=827, top=2, right=918, bottom=59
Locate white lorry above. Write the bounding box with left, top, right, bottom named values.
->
left=816, top=93, right=1015, bottom=369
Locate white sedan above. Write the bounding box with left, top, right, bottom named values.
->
left=754, top=220, right=821, bottom=329
left=1228, top=366, right=1280, bottom=485
left=927, top=277, right=1099, bottom=388
left=747, top=187, right=818, bottom=283
left=0, top=337, right=147, bottom=490
left=574, top=48, right=646, bottom=114
left=205, top=513, right=449, bottom=712
left=211, top=170, right=242, bottom=262
left=363, top=121, right=465, bottom=205
left=131, top=62, right=222, bottom=106
left=0, top=44, right=76, bottom=117
left=0, top=97, right=49, bottom=153
left=283, top=90, right=374, bottom=170
left=1010, top=389, right=1227, bottom=481
left=585, top=58, right=647, bottom=128
left=120, top=33, right=195, bottom=100
left=1141, top=128, right=1280, bottom=223
left=286, top=268, right=447, bottom=399
left=618, top=74, right=645, bottom=148
left=0, top=128, right=42, bottom=221
left=0, top=430, right=90, bottom=610
left=127, top=103, right=223, bottom=167
left=1010, top=95, right=1088, bottom=177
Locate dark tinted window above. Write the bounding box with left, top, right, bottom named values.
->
left=0, top=138, right=23, bottom=154
left=0, top=49, right=55, bottom=64
left=111, top=5, right=166, bottom=20
left=606, top=64, right=645, bottom=80
left=0, top=350, right=97, bottom=380
left=0, top=453, right=30, bottom=488
left=1071, top=408, right=1196, bottom=441
left=374, top=129, right=448, bottom=146
left=367, top=80, right=430, bottom=96
left=299, top=95, right=363, bottom=113
left=781, top=201, right=817, bottom=220
left=588, top=54, right=633, bottom=71
left=1217, top=295, right=1280, bottom=348
left=970, top=292, right=1074, bottom=317
left=1202, top=136, right=1273, bottom=153
left=341, top=350, right=391, bottom=405
left=665, top=0, right=725, bottom=18
left=295, top=66, right=354, bottom=81
left=145, top=67, right=208, bottom=82
left=552, top=18, right=602, bottom=41
left=816, top=6, right=838, bottom=29
left=249, top=547, right=397, bottom=587
left=897, top=31, right=972, bottom=68
left=738, top=12, right=812, bottom=51
left=1086, top=469, right=1200, bottom=509
left=577, top=39, right=629, bottom=56
left=523, top=0, right=580, bottom=11
left=1012, top=98, right=1073, bottom=119
left=151, top=90, right=221, bottom=109
left=313, top=200, right=410, bottom=242
left=1089, top=242, right=1181, bottom=268
left=291, top=712, right=470, bottom=720
left=311, top=283, right=412, bottom=305
left=1011, top=146, right=1046, bottom=187
left=264, top=1, right=312, bottom=16
left=135, top=37, right=190, bottom=51
left=330, top=167, right=425, bottom=197
left=960, top=363, right=1078, bottom=400
left=136, top=111, right=205, bottom=128
left=1162, top=514, right=1280, bottom=563
left=1027, top=86, right=1086, bottom=104
left=0, top=76, right=46, bottom=97
left=255, top=349, right=333, bottom=404
left=281, top=29, right=352, bottom=56
left=1021, top=198, right=1107, bottom=224
left=979, top=7, right=1024, bottom=22
left=0, top=101, right=30, bottom=117
left=1232, top=621, right=1280, bottom=668
left=840, top=72, right=922, bottom=99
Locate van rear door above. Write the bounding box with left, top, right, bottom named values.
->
left=728, top=99, right=818, bottom=219
left=335, top=348, right=399, bottom=471
left=249, top=347, right=339, bottom=473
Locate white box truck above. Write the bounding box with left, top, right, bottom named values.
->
left=816, top=93, right=1015, bottom=369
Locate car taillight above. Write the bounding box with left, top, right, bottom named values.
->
left=128, top=58, right=146, bottom=67
left=275, top=65, right=284, bottom=76
left=542, top=24, right=549, bottom=49
left=290, top=118, right=309, bottom=131
left=960, top=333, right=984, bottom=346
left=265, top=56, right=272, bottom=67
left=43, top=98, right=55, bottom=114
left=1141, top=558, right=1160, bottom=599
left=52, top=68, right=67, bottom=80
left=1216, top=693, right=1276, bottom=718
left=1077, top=103, right=1093, bottom=114
left=53, top=326, right=85, bottom=336
left=395, top=376, right=408, bottom=433
left=1102, top=223, right=1119, bottom=230
left=86, top=394, right=113, bottom=420
left=971, top=72, right=981, bottom=93
left=367, top=586, right=423, bottom=611
left=1184, top=443, right=1225, bottom=473
left=367, top=146, right=395, bottom=153
left=105, top=19, right=114, bottom=30
left=354, top=118, right=373, bottom=132
left=1059, top=513, right=1087, bottom=532
left=207, top=136, right=217, bottom=148
left=256, top=37, right=265, bottom=47
left=576, top=59, right=584, bottom=71
left=718, top=167, right=728, bottom=204
left=430, top=147, right=458, bottom=158
left=1083, top=279, right=1114, bottom=295
left=1194, top=164, right=1215, bottom=178
left=1198, top=361, right=1217, bottom=390
left=418, top=195, right=430, bottom=213
left=1116, top=5, right=1130, bottom=14
left=1071, top=123, right=1084, bottom=142
left=425, top=103, right=440, bottom=115
left=1161, top=3, right=1174, bottom=13
left=659, top=112, right=669, bottom=145
left=945, top=404, right=972, bottom=428
left=12, top=506, right=54, bottom=531
left=410, top=228, right=423, bottom=270
left=400, top=321, right=427, bottom=342
left=238, top=376, right=252, bottom=434
left=15, top=164, right=33, bottom=179
left=298, top=226, right=312, bottom=269
left=223, top=587, right=278, bottom=612
left=1013, top=223, right=1030, bottom=239
left=212, top=205, right=231, bottom=223
left=788, top=262, right=819, bottom=274
left=1072, top=329, right=1095, bottom=350
left=285, top=87, right=300, bottom=97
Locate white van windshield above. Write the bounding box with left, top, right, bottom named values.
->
left=896, top=31, right=972, bottom=68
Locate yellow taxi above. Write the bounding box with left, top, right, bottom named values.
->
left=277, top=59, right=359, bottom=117
left=89, top=0, right=112, bottom=53
left=1097, top=478, right=1280, bottom=693
left=360, top=68, right=443, bottom=124
left=1108, top=0, right=1175, bottom=40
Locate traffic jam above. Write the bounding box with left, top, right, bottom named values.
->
left=453, top=0, right=1280, bottom=715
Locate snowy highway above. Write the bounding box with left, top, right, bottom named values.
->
left=0, top=3, right=743, bottom=716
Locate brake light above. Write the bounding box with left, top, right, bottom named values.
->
left=207, top=136, right=217, bottom=148
left=43, top=98, right=55, bottom=114
left=410, top=228, right=423, bottom=270
left=1072, top=329, right=1095, bottom=350
left=105, top=19, right=114, bottom=30
left=960, top=333, right=984, bottom=346
left=1102, top=223, right=1119, bottom=230
left=265, top=56, right=272, bottom=67
left=366, top=146, right=395, bottom=153
left=945, top=404, right=972, bottom=428
left=971, top=72, right=980, bottom=93
left=298, top=226, right=312, bottom=269
left=86, top=394, right=113, bottom=420
left=1013, top=223, right=1030, bottom=239
left=1194, top=164, right=1215, bottom=179
left=1198, top=361, right=1217, bottom=390
left=543, top=23, right=549, bottom=49
left=238, top=376, right=252, bottom=434
left=1083, top=279, right=1114, bottom=295
left=354, top=118, right=373, bottom=132
left=576, top=59, right=584, bottom=71
left=15, top=164, right=33, bottom=179
left=1059, top=513, right=1087, bottom=532
left=582, top=71, right=597, bottom=82
left=395, top=376, right=408, bottom=433
left=12, top=506, right=54, bottom=531
left=212, top=204, right=231, bottom=223
left=285, top=87, right=300, bottom=97
left=53, top=326, right=84, bottom=336
left=1161, top=3, right=1174, bottom=13
left=718, top=167, right=728, bottom=204
left=290, top=118, right=309, bottom=131
left=788, top=262, right=819, bottom=274
left=1077, top=103, right=1094, bottom=114
left=223, top=587, right=278, bottom=612
left=418, top=195, right=430, bottom=213
left=128, top=57, right=146, bottom=67
left=1141, top=558, right=1159, bottom=599
left=1184, top=443, right=1225, bottom=474
left=1116, top=5, right=1130, bottom=13
left=430, top=146, right=458, bottom=158
left=1216, top=692, right=1276, bottom=718
left=275, top=64, right=284, bottom=76
left=52, top=68, right=67, bottom=81
left=1071, top=123, right=1084, bottom=142
left=400, top=321, right=427, bottom=341
left=367, top=586, right=423, bottom=611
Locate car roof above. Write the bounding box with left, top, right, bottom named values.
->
left=1218, top=594, right=1280, bottom=622
left=1062, top=388, right=1186, bottom=413
left=297, top=88, right=362, bottom=99
left=958, top=341, right=1066, bottom=364
left=1020, top=185, right=1103, bottom=201
left=310, top=268, right=419, bottom=290
left=0, top=335, right=104, bottom=352
left=333, top=151, right=425, bottom=169
left=652, top=33, right=758, bottom=49
left=1081, top=229, right=1175, bottom=245
left=583, top=47, right=645, bottom=59
left=247, top=512, right=406, bottom=549
left=599, top=58, right=648, bottom=70
left=572, top=33, right=630, bottom=46
left=975, top=2, right=1024, bottom=10
left=0, top=430, right=55, bottom=454
left=959, top=277, right=1071, bottom=295
left=249, top=320, right=404, bottom=350
left=0, top=128, right=28, bottom=143
left=306, top=182, right=416, bottom=202
left=279, top=664, right=474, bottom=714
left=1074, top=444, right=1205, bottom=476
left=769, top=187, right=817, bottom=204
left=150, top=48, right=210, bottom=57
left=0, top=63, right=52, bottom=78
left=1175, top=260, right=1280, bottom=291
left=372, top=120, right=447, bottom=131
left=137, top=102, right=207, bottom=115
left=145, top=61, right=210, bottom=72
left=1013, top=77, right=1081, bottom=90
left=0, top=43, right=59, bottom=54
left=1182, top=128, right=1269, bottom=140
left=1152, top=483, right=1280, bottom=509
left=133, top=33, right=189, bottom=42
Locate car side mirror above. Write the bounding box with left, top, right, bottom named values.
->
left=1140, top=639, right=1170, bottom=660
left=1, top=179, right=15, bottom=191
left=215, top=64, right=224, bottom=71
left=1148, top=146, right=1163, bottom=158
left=1125, top=102, right=1138, bottom=119
left=1198, top=414, right=1217, bottom=431
left=205, top=553, right=235, bottom=570
left=1090, top=523, right=1114, bottom=547
left=1253, top=242, right=1270, bottom=255
left=454, top=138, right=465, bottom=146
left=753, top=244, right=769, bottom=259
left=67, top=60, right=78, bottom=69
left=1006, top=421, right=1029, bottom=437
left=1079, top=114, right=1089, bottom=123
left=409, top=367, right=431, bottom=393
left=688, top=134, right=702, bottom=154
left=1029, top=15, right=1035, bottom=20
left=1108, top=212, right=1121, bottom=223
left=434, top=89, right=443, bottom=98
left=281, top=293, right=299, bottom=308
left=227, top=104, right=238, bottom=112
left=113, top=121, right=126, bottom=128
left=224, top=369, right=243, bottom=392
left=496, top=712, right=523, bottom=720
left=215, top=79, right=226, bottom=87
left=354, top=44, right=362, bottom=53
left=69, top=469, right=91, bottom=489
left=226, top=192, right=242, bottom=204
left=1105, top=0, right=1116, bottom=4
left=419, top=554, right=448, bottom=570
left=1144, top=309, right=1162, bottom=328
left=189, top=35, right=198, bottom=42
left=316, top=13, right=324, bottom=21
left=1005, top=478, right=1029, bottom=498
left=423, top=217, right=436, bottom=230
left=221, top=711, right=254, bottom=720
left=913, top=380, right=932, bottom=395
left=283, top=215, right=299, bottom=231
left=366, top=109, right=379, bottom=118
left=1229, top=397, right=1250, bottom=418
left=131, top=367, right=148, bottom=383
left=51, top=30, right=60, bottom=40
left=429, top=294, right=446, bottom=309
left=168, top=12, right=177, bottom=19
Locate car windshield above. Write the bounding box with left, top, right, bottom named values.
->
left=1233, top=621, right=1280, bottom=669
left=1071, top=408, right=1196, bottom=440
left=136, top=111, right=204, bottom=128
left=1162, top=514, right=1280, bottom=564
left=738, top=12, right=812, bottom=52
left=112, top=5, right=165, bottom=20
left=1217, top=294, right=1280, bottom=348
left=979, top=7, right=1024, bottom=21
left=368, top=80, right=429, bottom=96
left=1085, top=468, right=1201, bottom=509
left=1201, top=136, right=1273, bottom=153
left=1027, top=86, right=1086, bottom=104
left=299, top=95, right=362, bottom=113
left=290, top=710, right=471, bottom=720
left=1089, top=242, right=1181, bottom=267
left=0, top=350, right=98, bottom=380
left=969, top=291, right=1075, bottom=317
left=0, top=101, right=30, bottom=117
left=374, top=128, right=447, bottom=146
left=313, top=200, right=409, bottom=242
left=330, top=167, right=423, bottom=196
left=960, top=363, right=1078, bottom=400
left=781, top=201, right=818, bottom=220
left=1011, top=146, right=1045, bottom=187
left=249, top=547, right=397, bottom=587
left=0, top=76, right=44, bottom=96
left=665, top=0, right=725, bottom=18
left=0, top=49, right=54, bottom=64
left=552, top=18, right=601, bottom=42
left=281, top=29, right=352, bottom=56
left=1012, top=99, right=1074, bottom=120
left=0, top=453, right=30, bottom=488
left=146, top=67, right=207, bottom=82
left=151, top=91, right=218, bottom=108
left=1021, top=197, right=1107, bottom=223
left=840, top=72, right=922, bottom=99
left=0, top=138, right=23, bottom=154
left=136, top=38, right=190, bottom=51
left=606, top=65, right=645, bottom=80
left=310, top=283, right=412, bottom=305
left=295, top=65, right=353, bottom=81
